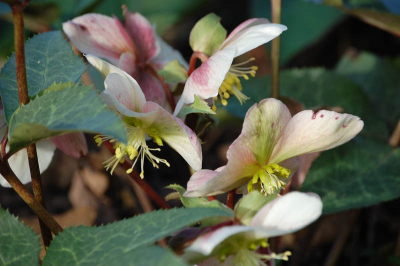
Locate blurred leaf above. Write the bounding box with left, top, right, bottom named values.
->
left=234, top=191, right=276, bottom=226
left=177, top=96, right=216, bottom=119
left=34, top=0, right=97, bottom=16
left=224, top=68, right=388, bottom=140
left=189, top=13, right=227, bottom=56
left=311, top=0, right=400, bottom=36
left=301, top=136, right=400, bottom=214
left=8, top=83, right=126, bottom=152
left=43, top=207, right=233, bottom=266
left=0, top=3, right=11, bottom=15
left=251, top=0, right=342, bottom=63
left=0, top=31, right=86, bottom=124
left=0, top=207, right=40, bottom=266
left=157, top=59, right=188, bottom=90
left=335, top=52, right=400, bottom=126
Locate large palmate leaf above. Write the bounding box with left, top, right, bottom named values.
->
left=252, top=0, right=342, bottom=63
left=0, top=207, right=41, bottom=266
left=301, top=137, right=400, bottom=214
left=8, top=83, right=126, bottom=152
left=0, top=31, right=86, bottom=124
left=224, top=68, right=388, bottom=140
left=43, top=207, right=233, bottom=266
left=335, top=52, right=400, bottom=127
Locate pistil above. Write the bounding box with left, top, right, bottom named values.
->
left=247, top=163, right=291, bottom=195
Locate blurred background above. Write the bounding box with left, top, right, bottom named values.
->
left=0, top=0, right=399, bottom=265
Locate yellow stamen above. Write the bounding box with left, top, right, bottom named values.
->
left=246, top=163, right=291, bottom=195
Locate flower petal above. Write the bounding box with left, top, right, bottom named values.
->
left=1, top=140, right=56, bottom=188
left=223, top=18, right=270, bottom=46
left=123, top=8, right=160, bottom=62
left=270, top=110, right=364, bottom=164
left=141, top=102, right=202, bottom=171
left=51, top=133, right=88, bottom=158
left=134, top=71, right=166, bottom=107
left=118, top=51, right=137, bottom=76
left=63, top=14, right=134, bottom=65
left=87, top=55, right=146, bottom=112
left=250, top=191, right=322, bottom=236
left=236, top=98, right=292, bottom=166
left=173, top=46, right=236, bottom=115
left=220, top=22, right=287, bottom=57
left=185, top=138, right=259, bottom=197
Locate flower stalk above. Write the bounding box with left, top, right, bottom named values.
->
left=271, top=0, right=282, bottom=99
left=226, top=189, right=235, bottom=209
left=9, top=0, right=53, bottom=247
left=0, top=160, right=63, bottom=235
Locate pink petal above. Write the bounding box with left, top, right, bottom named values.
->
left=173, top=46, right=236, bottom=116
left=251, top=192, right=322, bottom=237
left=141, top=102, right=202, bottom=171
left=51, top=133, right=88, bottom=158
left=223, top=18, right=269, bottom=46
left=86, top=55, right=146, bottom=113
left=270, top=110, right=364, bottom=164
left=133, top=70, right=166, bottom=107
left=63, top=14, right=135, bottom=65
left=118, top=51, right=137, bottom=76
left=185, top=138, right=260, bottom=197
left=220, top=22, right=287, bottom=57
left=123, top=8, right=160, bottom=62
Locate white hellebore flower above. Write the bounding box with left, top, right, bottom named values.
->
left=0, top=110, right=55, bottom=187
left=174, top=18, right=287, bottom=115
left=184, top=191, right=323, bottom=266
left=87, top=55, right=202, bottom=177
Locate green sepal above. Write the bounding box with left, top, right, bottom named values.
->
left=177, top=95, right=216, bottom=119
left=157, top=59, right=188, bottom=91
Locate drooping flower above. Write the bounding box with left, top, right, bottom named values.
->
left=0, top=110, right=56, bottom=187
left=183, top=191, right=323, bottom=265
left=173, top=18, right=287, bottom=115
left=86, top=55, right=202, bottom=177
left=185, top=98, right=364, bottom=197
left=63, top=6, right=187, bottom=108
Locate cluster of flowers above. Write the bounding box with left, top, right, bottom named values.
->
left=0, top=8, right=364, bottom=266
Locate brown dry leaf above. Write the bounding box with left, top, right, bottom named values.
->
left=80, top=167, right=109, bottom=197
left=68, top=170, right=99, bottom=209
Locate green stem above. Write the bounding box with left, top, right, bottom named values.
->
left=10, top=0, right=53, bottom=247
left=271, top=0, right=282, bottom=99
left=0, top=160, right=63, bottom=235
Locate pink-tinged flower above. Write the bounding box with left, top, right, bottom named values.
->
left=185, top=98, right=364, bottom=197
left=183, top=192, right=323, bottom=265
left=86, top=55, right=202, bottom=177
left=62, top=7, right=187, bottom=108
left=173, top=19, right=287, bottom=115
left=0, top=110, right=55, bottom=187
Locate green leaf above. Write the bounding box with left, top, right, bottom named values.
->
left=8, top=83, right=126, bottom=152
left=335, top=52, right=400, bottom=127
left=0, top=31, right=86, bottom=124
left=177, top=95, right=216, bottom=119
left=301, top=137, right=400, bottom=214
left=157, top=59, right=188, bottom=91
left=43, top=207, right=233, bottom=266
left=234, top=191, right=276, bottom=226
left=0, top=207, right=41, bottom=266
left=224, top=68, right=388, bottom=140
left=189, top=13, right=227, bottom=56
left=252, top=0, right=342, bottom=63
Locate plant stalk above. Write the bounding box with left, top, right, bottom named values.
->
left=10, top=0, right=53, bottom=247
left=0, top=160, right=63, bottom=234
left=226, top=189, right=235, bottom=209
left=271, top=0, right=282, bottom=99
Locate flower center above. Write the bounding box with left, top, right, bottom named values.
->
left=247, top=163, right=291, bottom=195
left=212, top=58, right=258, bottom=111
left=217, top=238, right=291, bottom=265
left=94, top=123, right=169, bottom=178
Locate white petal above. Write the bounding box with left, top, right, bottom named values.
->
left=86, top=55, right=146, bottom=112
left=220, top=23, right=287, bottom=57
left=1, top=140, right=56, bottom=188
left=250, top=191, right=322, bottom=237
left=174, top=46, right=236, bottom=116
left=270, top=110, right=364, bottom=164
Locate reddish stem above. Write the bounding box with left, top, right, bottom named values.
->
left=1, top=129, right=8, bottom=157
left=226, top=189, right=235, bottom=209
left=103, top=141, right=171, bottom=209
left=188, top=52, right=209, bottom=76
left=207, top=196, right=216, bottom=201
